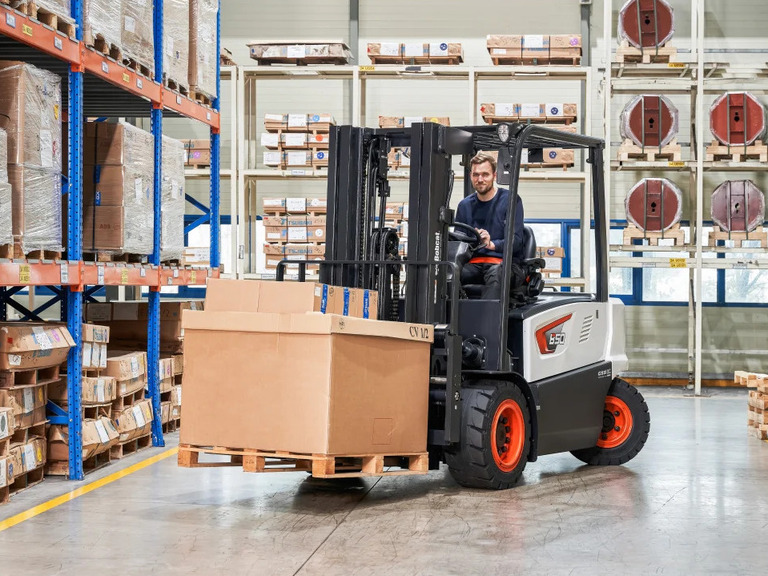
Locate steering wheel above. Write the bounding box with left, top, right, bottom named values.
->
left=449, top=222, right=483, bottom=249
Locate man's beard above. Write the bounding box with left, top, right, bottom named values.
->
left=475, top=182, right=493, bottom=195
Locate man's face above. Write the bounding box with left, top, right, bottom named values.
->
left=471, top=161, right=496, bottom=195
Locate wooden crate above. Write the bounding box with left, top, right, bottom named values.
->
left=623, top=223, right=685, bottom=246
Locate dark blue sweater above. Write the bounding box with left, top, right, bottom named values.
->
left=455, top=188, right=525, bottom=261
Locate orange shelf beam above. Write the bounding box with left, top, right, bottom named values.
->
left=0, top=260, right=80, bottom=287
left=158, top=266, right=218, bottom=287
left=0, top=5, right=80, bottom=63
left=162, top=89, right=220, bottom=130
left=81, top=46, right=162, bottom=103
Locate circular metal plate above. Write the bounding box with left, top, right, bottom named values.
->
left=619, top=0, right=675, bottom=49
left=625, top=178, right=683, bottom=232
left=711, top=180, right=765, bottom=232
left=621, top=94, right=679, bottom=147
left=710, top=92, right=766, bottom=146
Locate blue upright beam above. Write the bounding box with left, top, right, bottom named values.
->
left=209, top=0, right=222, bottom=269
left=147, top=0, right=165, bottom=448
left=66, top=0, right=85, bottom=481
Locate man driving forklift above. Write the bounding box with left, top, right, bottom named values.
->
left=455, top=152, right=525, bottom=299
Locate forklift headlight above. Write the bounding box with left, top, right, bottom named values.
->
left=497, top=123, right=511, bottom=144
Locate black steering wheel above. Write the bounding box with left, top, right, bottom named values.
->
left=449, top=222, right=483, bottom=249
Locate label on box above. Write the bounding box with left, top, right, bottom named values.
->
left=94, top=420, right=110, bottom=443
left=380, top=42, right=400, bottom=56
left=261, top=133, right=279, bottom=147
left=32, top=326, right=52, bottom=350
left=288, top=227, right=308, bottom=242
left=99, top=345, right=107, bottom=368
left=171, top=180, right=180, bottom=200
left=40, top=130, right=53, bottom=168
left=133, top=405, right=146, bottom=428
left=24, top=444, right=37, bottom=470
left=363, top=290, right=371, bottom=319
left=404, top=116, right=423, bottom=128
left=285, top=133, right=306, bottom=147
left=264, top=113, right=284, bottom=122
left=130, top=356, right=140, bottom=377
left=495, top=103, right=515, bottom=117
left=318, top=284, right=329, bottom=313
left=165, top=36, right=174, bottom=57
left=135, top=178, right=143, bottom=201
left=82, top=342, right=93, bottom=368
left=23, top=388, right=34, bottom=413
left=546, top=103, right=564, bottom=117
left=124, top=16, right=136, bottom=33
left=287, top=45, right=306, bottom=58
left=430, top=42, right=449, bottom=56
left=523, top=35, right=544, bottom=49
left=0, top=459, right=5, bottom=487
left=96, top=378, right=106, bottom=403
left=404, top=43, right=424, bottom=57
left=492, top=48, right=506, bottom=55
left=263, top=151, right=282, bottom=165
left=286, top=197, right=307, bottom=212
left=288, top=114, right=307, bottom=128
left=286, top=152, right=307, bottom=166
left=8, top=354, right=21, bottom=367
left=342, top=288, right=350, bottom=316
left=520, top=103, right=540, bottom=118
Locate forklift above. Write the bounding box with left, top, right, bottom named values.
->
left=277, top=122, right=650, bottom=490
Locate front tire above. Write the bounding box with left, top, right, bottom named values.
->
left=570, top=378, right=650, bottom=466
left=446, top=381, right=531, bottom=489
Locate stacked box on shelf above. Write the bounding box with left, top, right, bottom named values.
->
left=106, top=351, right=153, bottom=458
left=161, top=136, right=186, bottom=263
left=121, top=0, right=155, bottom=77
left=537, top=247, right=565, bottom=278
left=379, top=116, right=450, bottom=129
left=189, top=0, right=218, bottom=102
left=248, top=41, right=352, bottom=65
left=367, top=42, right=463, bottom=64
left=0, top=323, right=75, bottom=496
left=84, top=0, right=122, bottom=50
left=0, top=62, right=63, bottom=257
left=262, top=114, right=335, bottom=171
left=735, top=371, right=768, bottom=440
left=0, top=128, right=11, bottom=252
left=83, top=122, right=155, bottom=257
left=47, top=324, right=118, bottom=476
left=0, top=406, right=15, bottom=503
left=486, top=35, right=582, bottom=65
left=163, top=0, right=190, bottom=92
left=262, top=197, right=327, bottom=273
left=183, top=139, right=211, bottom=168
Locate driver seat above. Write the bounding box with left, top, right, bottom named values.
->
left=462, top=226, right=546, bottom=303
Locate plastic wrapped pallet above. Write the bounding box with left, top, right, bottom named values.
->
left=161, top=136, right=185, bottom=262
left=18, top=0, right=71, bottom=18
left=122, top=0, right=155, bottom=77
left=163, top=0, right=190, bottom=90
left=0, top=62, right=62, bottom=170
left=8, top=166, right=62, bottom=253
left=84, top=0, right=122, bottom=49
left=83, top=122, right=154, bottom=255
left=189, top=0, right=218, bottom=99
left=0, top=128, right=7, bottom=183
left=0, top=182, right=11, bottom=247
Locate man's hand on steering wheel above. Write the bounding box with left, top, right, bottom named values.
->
left=449, top=222, right=484, bottom=250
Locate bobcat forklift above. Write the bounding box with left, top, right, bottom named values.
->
left=277, top=122, right=650, bottom=489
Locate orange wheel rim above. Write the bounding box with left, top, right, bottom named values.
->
left=491, top=399, right=525, bottom=472
left=597, top=396, right=633, bottom=449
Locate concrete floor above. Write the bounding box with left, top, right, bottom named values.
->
left=1, top=388, right=767, bottom=576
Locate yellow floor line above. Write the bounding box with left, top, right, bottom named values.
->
left=0, top=446, right=178, bottom=533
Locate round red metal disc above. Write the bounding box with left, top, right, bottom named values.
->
left=619, top=0, right=675, bottom=49
left=711, top=180, right=765, bottom=233
left=710, top=92, right=766, bottom=146
left=621, top=95, right=679, bottom=147
left=625, top=178, right=683, bottom=232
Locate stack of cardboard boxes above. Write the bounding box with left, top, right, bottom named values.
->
left=0, top=61, right=63, bottom=256
left=367, top=42, right=464, bottom=64
left=0, top=405, right=14, bottom=503
left=189, top=0, right=218, bottom=101
left=183, top=139, right=211, bottom=168
left=161, top=136, right=186, bottom=263
left=47, top=324, right=119, bottom=475
left=537, top=247, right=565, bottom=279
left=0, top=323, right=75, bottom=496
left=106, top=351, right=153, bottom=456
left=0, top=128, right=11, bottom=252
left=486, top=34, right=582, bottom=65
left=248, top=41, right=352, bottom=65
left=262, top=114, right=335, bottom=170
left=262, top=197, right=328, bottom=274
left=163, top=0, right=190, bottom=92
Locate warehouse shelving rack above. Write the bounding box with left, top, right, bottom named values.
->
left=235, top=63, right=594, bottom=289
left=602, top=0, right=768, bottom=394
left=0, top=0, right=222, bottom=480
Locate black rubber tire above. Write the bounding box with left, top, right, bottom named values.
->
left=570, top=378, right=650, bottom=466
left=445, top=381, right=531, bottom=490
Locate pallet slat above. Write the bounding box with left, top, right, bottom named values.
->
left=705, top=140, right=768, bottom=163
left=615, top=41, right=677, bottom=64
left=618, top=139, right=682, bottom=162
left=623, top=223, right=685, bottom=246
left=708, top=226, right=768, bottom=248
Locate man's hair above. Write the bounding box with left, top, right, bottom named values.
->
left=470, top=151, right=497, bottom=173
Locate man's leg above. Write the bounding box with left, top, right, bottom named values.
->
left=461, top=262, right=485, bottom=286
left=481, top=264, right=502, bottom=299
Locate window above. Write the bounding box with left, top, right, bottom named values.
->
left=569, top=227, right=632, bottom=295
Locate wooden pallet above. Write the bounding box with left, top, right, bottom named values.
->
left=748, top=424, right=768, bottom=440
left=490, top=57, right=581, bottom=66
left=10, top=466, right=44, bottom=495
left=618, top=139, right=682, bottom=162
left=705, top=140, right=768, bottom=163
left=178, top=444, right=429, bottom=479
left=163, top=76, right=189, bottom=96
left=82, top=251, right=147, bottom=263
left=0, top=364, right=59, bottom=388
left=84, top=32, right=122, bottom=61
left=368, top=55, right=463, bottom=66
left=7, top=1, right=76, bottom=38
left=253, top=56, right=350, bottom=66
left=11, top=422, right=46, bottom=444
left=122, top=56, right=153, bottom=79
left=111, top=389, right=145, bottom=412
left=708, top=226, right=768, bottom=248
left=46, top=449, right=112, bottom=476
left=615, top=41, right=677, bottom=64
left=623, top=223, right=685, bottom=246
left=111, top=434, right=152, bottom=459
left=0, top=243, right=61, bottom=260
left=161, top=419, right=179, bottom=434
left=189, top=88, right=213, bottom=107
left=521, top=162, right=574, bottom=171
left=735, top=371, right=768, bottom=391
left=749, top=391, right=768, bottom=411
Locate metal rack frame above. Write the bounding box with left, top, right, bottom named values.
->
left=0, top=0, right=222, bottom=479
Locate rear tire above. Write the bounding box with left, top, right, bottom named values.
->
left=445, top=381, right=531, bottom=489
left=570, top=378, right=650, bottom=466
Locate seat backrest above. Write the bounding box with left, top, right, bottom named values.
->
left=522, top=226, right=537, bottom=260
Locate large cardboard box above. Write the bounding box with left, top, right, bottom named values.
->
left=0, top=406, right=14, bottom=441
left=550, top=34, right=582, bottom=59
left=522, top=35, right=550, bottom=60
left=0, top=323, right=74, bottom=371
left=8, top=165, right=63, bottom=253
left=121, top=0, right=154, bottom=75
left=113, top=399, right=153, bottom=443
left=163, top=0, right=189, bottom=86
left=49, top=375, right=117, bottom=405
left=48, top=417, right=118, bottom=462
left=180, top=311, right=433, bottom=454
left=13, top=436, right=46, bottom=473
left=0, top=383, right=47, bottom=430
left=105, top=351, right=146, bottom=381
left=0, top=62, right=62, bottom=168
left=205, top=279, right=330, bottom=314
left=486, top=35, right=522, bottom=59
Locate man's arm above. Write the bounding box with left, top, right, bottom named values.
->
left=490, top=194, right=524, bottom=257
left=455, top=198, right=468, bottom=225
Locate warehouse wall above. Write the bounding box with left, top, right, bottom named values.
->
left=175, top=0, right=768, bottom=378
